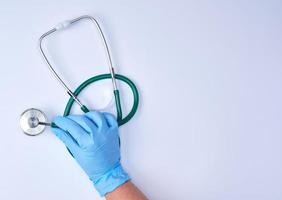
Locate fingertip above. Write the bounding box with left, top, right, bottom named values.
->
left=52, top=116, right=66, bottom=126
left=67, top=115, right=97, bottom=133
left=51, top=127, right=78, bottom=153
left=85, top=110, right=99, bottom=118
left=103, top=112, right=118, bottom=128
left=51, top=127, right=60, bottom=136
left=52, top=116, right=79, bottom=133
left=51, top=127, right=67, bottom=142
left=85, top=111, right=107, bottom=128
left=103, top=112, right=116, bottom=120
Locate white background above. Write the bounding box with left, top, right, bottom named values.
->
left=0, top=1, right=282, bottom=199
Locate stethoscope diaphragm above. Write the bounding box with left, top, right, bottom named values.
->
left=20, top=108, right=48, bottom=136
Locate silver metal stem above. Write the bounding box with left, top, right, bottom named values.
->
left=39, top=29, right=84, bottom=107
left=70, top=15, right=117, bottom=90
left=38, top=15, right=118, bottom=108
left=38, top=121, right=52, bottom=126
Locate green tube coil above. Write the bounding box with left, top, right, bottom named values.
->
left=61, top=73, right=139, bottom=126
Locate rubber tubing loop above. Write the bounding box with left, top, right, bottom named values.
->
left=63, top=73, right=139, bottom=126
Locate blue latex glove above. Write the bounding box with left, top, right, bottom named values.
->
left=51, top=111, right=130, bottom=196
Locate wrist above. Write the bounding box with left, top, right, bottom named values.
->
left=93, top=163, right=130, bottom=196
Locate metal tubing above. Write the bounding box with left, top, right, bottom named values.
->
left=38, top=15, right=118, bottom=107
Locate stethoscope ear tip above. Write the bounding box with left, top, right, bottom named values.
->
left=20, top=108, right=48, bottom=136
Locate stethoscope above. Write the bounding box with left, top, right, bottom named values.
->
left=20, top=15, right=139, bottom=136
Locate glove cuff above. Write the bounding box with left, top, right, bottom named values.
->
left=93, top=163, right=130, bottom=196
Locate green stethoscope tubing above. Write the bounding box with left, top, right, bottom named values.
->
left=51, top=73, right=139, bottom=127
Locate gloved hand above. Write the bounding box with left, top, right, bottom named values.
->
left=51, top=111, right=130, bottom=196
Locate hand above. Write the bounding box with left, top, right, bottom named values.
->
left=51, top=111, right=130, bottom=196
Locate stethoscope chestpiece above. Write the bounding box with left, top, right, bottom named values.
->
left=20, top=108, right=48, bottom=136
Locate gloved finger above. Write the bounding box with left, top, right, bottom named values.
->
left=51, top=127, right=79, bottom=154
left=53, top=116, right=90, bottom=148
left=103, top=112, right=118, bottom=128
left=67, top=115, right=98, bottom=134
left=85, top=111, right=108, bottom=131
